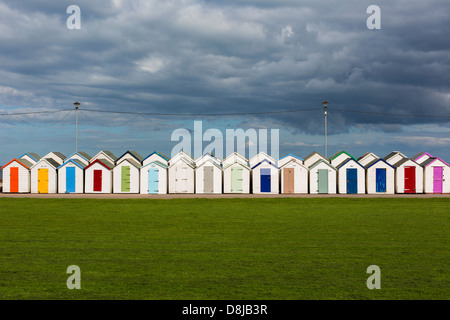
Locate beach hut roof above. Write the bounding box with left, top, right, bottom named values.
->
left=279, top=153, right=303, bottom=161
left=142, top=151, right=169, bottom=162
left=420, top=157, right=450, bottom=167
left=85, top=159, right=115, bottom=170
left=251, top=159, right=279, bottom=170
left=383, top=151, right=407, bottom=161
left=329, top=150, right=356, bottom=162
left=66, top=151, right=92, bottom=162
left=118, top=150, right=144, bottom=163
left=365, top=158, right=395, bottom=169
left=57, top=159, right=87, bottom=170
left=19, top=153, right=41, bottom=162
left=335, top=157, right=365, bottom=169
left=1, top=158, right=33, bottom=170
left=309, top=159, right=336, bottom=170
left=141, top=160, right=168, bottom=169
left=411, top=152, right=433, bottom=161
left=357, top=152, right=379, bottom=161
left=392, top=158, right=418, bottom=168
left=223, top=160, right=250, bottom=171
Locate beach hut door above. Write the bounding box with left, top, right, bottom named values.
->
left=260, top=168, right=271, bottom=192
left=148, top=167, right=159, bottom=194
left=346, top=168, right=357, bottom=194
left=231, top=167, right=243, bottom=193
left=38, top=168, right=49, bottom=194
left=93, top=170, right=102, bottom=192
left=10, top=167, right=19, bottom=193
left=121, top=166, right=131, bottom=192
left=66, top=167, right=76, bottom=193
left=433, top=167, right=443, bottom=194
left=283, top=168, right=295, bottom=193
left=375, top=168, right=386, bottom=192
left=404, top=166, right=416, bottom=193
left=176, top=167, right=188, bottom=192
left=203, top=167, right=214, bottom=193
left=318, top=169, right=328, bottom=193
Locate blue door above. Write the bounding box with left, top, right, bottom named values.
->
left=148, top=168, right=159, bottom=194
left=260, top=168, right=271, bottom=192
left=66, top=167, right=76, bottom=193
left=346, top=168, right=358, bottom=194
left=376, top=168, right=386, bottom=192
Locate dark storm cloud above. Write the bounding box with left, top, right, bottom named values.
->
left=1, top=0, right=449, bottom=137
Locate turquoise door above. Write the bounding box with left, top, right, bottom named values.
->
left=66, top=167, right=76, bottom=193
left=148, top=168, right=159, bottom=194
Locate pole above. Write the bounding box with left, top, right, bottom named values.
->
left=322, top=101, right=329, bottom=158
left=74, top=102, right=80, bottom=153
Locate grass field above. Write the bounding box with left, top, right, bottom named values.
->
left=0, top=197, right=448, bottom=300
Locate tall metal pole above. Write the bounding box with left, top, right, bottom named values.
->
left=74, top=102, right=80, bottom=152
left=322, top=101, right=329, bottom=158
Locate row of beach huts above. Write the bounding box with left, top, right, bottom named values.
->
left=1, top=149, right=449, bottom=194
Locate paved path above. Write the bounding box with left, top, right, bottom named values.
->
left=0, top=193, right=449, bottom=199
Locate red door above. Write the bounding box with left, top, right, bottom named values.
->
left=93, top=170, right=102, bottom=192
left=10, top=167, right=19, bottom=193
left=404, top=166, right=416, bottom=193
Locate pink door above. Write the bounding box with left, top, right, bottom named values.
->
left=433, top=167, right=443, bottom=194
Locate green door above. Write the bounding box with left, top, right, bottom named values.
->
left=121, top=166, right=131, bottom=192
left=231, top=167, right=243, bottom=193
left=318, top=169, right=328, bottom=194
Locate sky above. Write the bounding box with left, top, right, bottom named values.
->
left=1, top=0, right=449, bottom=166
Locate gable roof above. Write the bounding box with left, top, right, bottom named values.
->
left=383, top=151, right=407, bottom=161
left=118, top=150, right=144, bottom=163
left=365, top=158, right=395, bottom=169
left=309, top=159, right=336, bottom=170
left=142, top=151, right=169, bottom=162
left=421, top=157, right=450, bottom=167
left=141, top=160, right=168, bottom=169
left=329, top=150, right=356, bottom=162
left=224, top=151, right=248, bottom=162
left=19, top=153, right=41, bottom=162
left=279, top=153, right=303, bottom=161
left=67, top=151, right=92, bottom=162
left=335, top=157, right=365, bottom=169
left=357, top=152, right=379, bottom=161
left=304, top=151, right=326, bottom=162
left=115, top=158, right=141, bottom=169
left=251, top=159, right=279, bottom=170
left=196, top=158, right=223, bottom=170
left=31, top=157, right=61, bottom=169
left=223, top=160, right=251, bottom=171
left=45, top=152, right=66, bottom=162
left=392, top=158, right=419, bottom=168
left=57, top=159, right=87, bottom=170
left=411, top=152, right=433, bottom=161
left=85, top=159, right=114, bottom=170
left=1, top=158, right=33, bottom=170
left=169, top=155, right=196, bottom=169
left=279, top=158, right=308, bottom=169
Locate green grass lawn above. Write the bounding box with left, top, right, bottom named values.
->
left=0, top=197, right=448, bottom=300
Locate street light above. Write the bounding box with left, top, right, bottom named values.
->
left=322, top=100, right=329, bottom=158
left=74, top=102, right=80, bottom=152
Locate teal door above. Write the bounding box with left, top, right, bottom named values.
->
left=318, top=169, right=329, bottom=194
left=148, top=168, right=159, bottom=194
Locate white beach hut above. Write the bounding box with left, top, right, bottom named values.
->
left=392, top=158, right=423, bottom=194
left=223, top=152, right=248, bottom=167
left=195, top=153, right=223, bottom=194
left=57, top=159, right=86, bottom=193
left=335, top=158, right=366, bottom=194
left=303, top=152, right=328, bottom=168
left=1, top=158, right=33, bottom=193
left=249, top=152, right=276, bottom=168
left=30, top=158, right=60, bottom=193
left=278, top=153, right=303, bottom=168
left=421, top=157, right=450, bottom=194
left=357, top=152, right=379, bottom=167
left=365, top=158, right=395, bottom=194
left=251, top=159, right=279, bottom=194
left=66, top=151, right=92, bottom=166
left=168, top=152, right=196, bottom=193
left=42, top=152, right=66, bottom=166
left=113, top=151, right=143, bottom=194
left=140, top=160, right=168, bottom=194
left=89, top=150, right=118, bottom=164
left=142, top=151, right=169, bottom=167
left=223, top=160, right=251, bottom=194
left=279, top=158, right=308, bottom=194
left=383, top=151, right=407, bottom=166
left=308, top=159, right=337, bottom=194
left=84, top=159, right=115, bottom=193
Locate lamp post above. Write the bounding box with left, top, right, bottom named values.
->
left=74, top=102, right=80, bottom=152
left=322, top=100, right=329, bottom=158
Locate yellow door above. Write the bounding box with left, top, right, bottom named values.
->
left=38, top=169, right=49, bottom=193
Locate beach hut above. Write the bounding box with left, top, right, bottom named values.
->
left=140, top=160, right=168, bottom=194
left=223, top=160, right=251, bottom=194
left=84, top=159, right=115, bottom=193
left=279, top=158, right=308, bottom=194
left=308, top=159, right=337, bottom=194
left=249, top=152, right=277, bottom=168
left=392, top=158, right=423, bottom=194
left=357, top=152, right=379, bottom=167
left=223, top=152, right=248, bottom=167
left=19, top=153, right=41, bottom=166
left=335, top=158, right=366, bottom=194
left=329, top=150, right=354, bottom=168
left=421, top=157, right=450, bottom=194
left=57, top=159, right=86, bottom=193
left=65, top=151, right=92, bottom=166
left=42, top=152, right=66, bottom=166
left=303, top=152, right=328, bottom=168
left=89, top=150, right=117, bottom=164
left=383, top=151, right=407, bottom=166
left=411, top=152, right=434, bottom=165
left=30, top=158, right=60, bottom=193
left=195, top=154, right=223, bottom=194
left=168, top=152, right=196, bottom=193
left=278, top=153, right=303, bottom=168
left=365, top=158, right=395, bottom=194
left=142, top=151, right=169, bottom=167
left=113, top=158, right=141, bottom=194
left=251, top=159, right=279, bottom=194
left=1, top=158, right=33, bottom=193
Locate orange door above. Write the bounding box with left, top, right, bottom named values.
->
left=283, top=168, right=295, bottom=193
left=10, top=167, right=19, bottom=193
